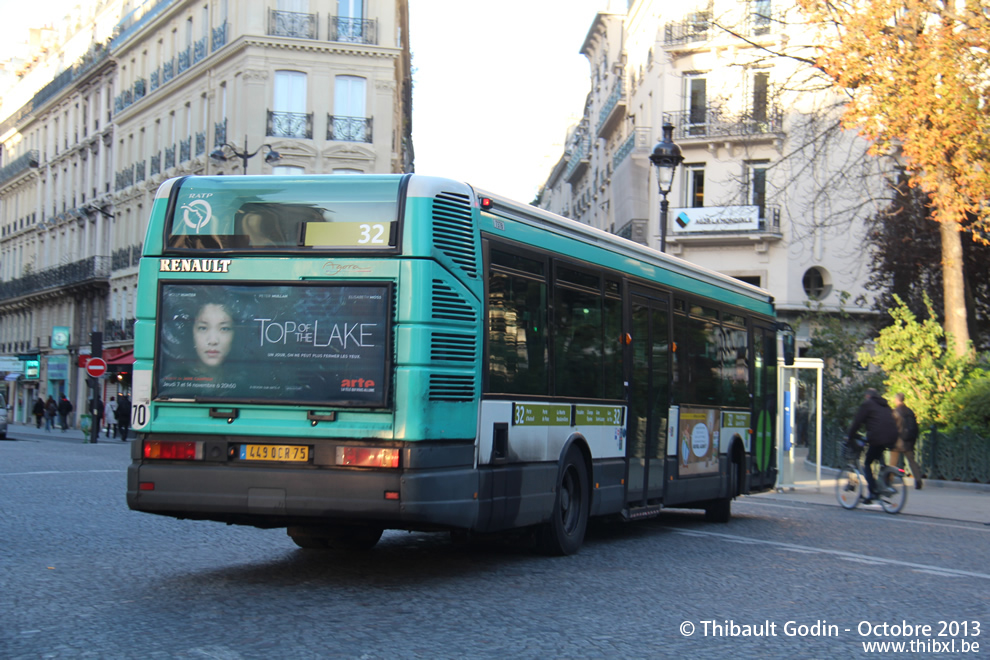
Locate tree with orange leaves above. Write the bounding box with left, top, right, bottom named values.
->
left=796, top=0, right=990, bottom=356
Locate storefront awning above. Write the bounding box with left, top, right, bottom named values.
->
left=106, top=350, right=134, bottom=365
left=4, top=373, right=23, bottom=381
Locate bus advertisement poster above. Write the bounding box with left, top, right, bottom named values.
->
left=154, top=282, right=390, bottom=406
left=677, top=406, right=721, bottom=476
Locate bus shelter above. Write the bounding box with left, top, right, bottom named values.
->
left=776, top=357, right=825, bottom=491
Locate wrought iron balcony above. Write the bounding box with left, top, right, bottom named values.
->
left=327, top=115, right=373, bottom=143
left=133, top=78, right=147, bottom=101
left=150, top=68, right=160, bottom=92
left=135, top=161, right=146, bottom=183
left=195, top=132, right=206, bottom=156
left=329, top=16, right=377, bottom=44
left=564, top=133, right=591, bottom=184
left=212, top=22, right=228, bottom=51
left=105, top=318, right=136, bottom=341
left=596, top=79, right=625, bottom=137
left=180, top=137, right=191, bottom=163
left=267, top=111, right=313, bottom=139
left=663, top=105, right=784, bottom=141
left=214, top=119, right=227, bottom=147
left=664, top=11, right=711, bottom=45
left=268, top=9, right=318, bottom=40
left=177, top=47, right=191, bottom=74
left=0, top=256, right=110, bottom=301
left=0, top=150, right=39, bottom=186
left=193, top=37, right=207, bottom=64
left=150, top=152, right=161, bottom=176
left=164, top=146, right=176, bottom=170
left=162, top=58, right=175, bottom=83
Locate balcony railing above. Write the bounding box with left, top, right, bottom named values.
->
left=267, top=111, right=313, bottom=138
left=105, top=317, right=136, bottom=341
left=329, top=16, right=377, bottom=44
left=162, top=58, right=175, bottom=83
left=214, top=119, right=227, bottom=146
left=195, top=131, right=206, bottom=156
left=663, top=105, right=783, bottom=140
left=212, top=22, right=228, bottom=51
left=180, top=137, right=191, bottom=163
left=327, top=115, right=372, bottom=143
left=177, top=47, right=191, bottom=74
left=111, top=244, right=142, bottom=270
left=664, top=11, right=711, bottom=45
left=149, top=152, right=161, bottom=176
left=0, top=150, right=39, bottom=187
left=268, top=9, right=318, bottom=40
left=0, top=256, right=110, bottom=301
left=564, top=133, right=591, bottom=183
left=193, top=37, right=207, bottom=64
left=164, top=145, right=176, bottom=170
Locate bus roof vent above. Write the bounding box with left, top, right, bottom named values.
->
left=428, top=373, right=476, bottom=401
left=432, top=279, right=477, bottom=323
left=432, top=191, right=478, bottom=279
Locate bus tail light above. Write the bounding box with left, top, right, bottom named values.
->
left=336, top=446, right=400, bottom=468
left=144, top=440, right=202, bottom=460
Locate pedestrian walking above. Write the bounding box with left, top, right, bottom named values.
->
left=32, top=396, right=45, bottom=428
left=104, top=396, right=118, bottom=438
left=57, top=394, right=73, bottom=431
left=116, top=394, right=131, bottom=441
left=890, top=392, right=924, bottom=490
left=44, top=396, right=57, bottom=431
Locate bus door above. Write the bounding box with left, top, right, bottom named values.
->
left=626, top=291, right=670, bottom=507
left=750, top=324, right=778, bottom=490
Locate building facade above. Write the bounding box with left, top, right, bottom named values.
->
left=0, top=0, right=412, bottom=423
left=538, top=0, right=890, bottom=338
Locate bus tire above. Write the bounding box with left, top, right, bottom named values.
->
left=537, top=445, right=589, bottom=556
left=704, top=497, right=731, bottom=523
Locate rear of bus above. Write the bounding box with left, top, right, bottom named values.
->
left=126, top=174, right=485, bottom=545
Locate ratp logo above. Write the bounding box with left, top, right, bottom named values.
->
left=181, top=200, right=214, bottom=233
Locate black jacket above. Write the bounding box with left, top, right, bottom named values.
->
left=848, top=393, right=898, bottom=448
left=893, top=403, right=919, bottom=449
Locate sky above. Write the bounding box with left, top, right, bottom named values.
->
left=409, top=0, right=607, bottom=201
left=0, top=0, right=609, bottom=202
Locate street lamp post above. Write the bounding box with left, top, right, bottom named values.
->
left=209, top=135, right=282, bottom=174
left=649, top=122, right=684, bottom=253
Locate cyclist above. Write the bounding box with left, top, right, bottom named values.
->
left=847, top=388, right=899, bottom=502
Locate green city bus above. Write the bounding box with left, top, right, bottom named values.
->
left=126, top=174, right=780, bottom=554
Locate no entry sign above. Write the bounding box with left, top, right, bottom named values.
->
left=85, top=357, right=108, bottom=378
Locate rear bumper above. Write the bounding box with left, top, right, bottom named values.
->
left=127, top=439, right=481, bottom=531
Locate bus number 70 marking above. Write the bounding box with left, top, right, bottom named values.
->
left=359, top=224, right=386, bottom=244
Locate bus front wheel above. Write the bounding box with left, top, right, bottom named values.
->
left=537, top=446, right=589, bottom=556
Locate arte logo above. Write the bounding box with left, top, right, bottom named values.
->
left=675, top=212, right=691, bottom=229
left=181, top=199, right=213, bottom=233
left=341, top=378, right=376, bottom=392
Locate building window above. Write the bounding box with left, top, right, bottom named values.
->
left=686, top=75, right=707, bottom=136
left=686, top=165, right=705, bottom=208
left=802, top=267, right=831, bottom=301
left=746, top=161, right=769, bottom=217
left=273, top=165, right=305, bottom=175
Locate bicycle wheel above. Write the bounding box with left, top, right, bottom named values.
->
left=878, top=466, right=908, bottom=514
left=835, top=463, right=863, bottom=509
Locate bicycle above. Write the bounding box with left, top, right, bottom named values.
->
left=835, top=437, right=908, bottom=514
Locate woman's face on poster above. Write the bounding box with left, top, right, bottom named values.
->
left=193, top=303, right=234, bottom=367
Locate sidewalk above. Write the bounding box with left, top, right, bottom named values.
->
left=5, top=421, right=132, bottom=444
left=755, top=446, right=990, bottom=525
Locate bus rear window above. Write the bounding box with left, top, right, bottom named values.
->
left=166, top=175, right=402, bottom=251
left=155, top=282, right=391, bottom=407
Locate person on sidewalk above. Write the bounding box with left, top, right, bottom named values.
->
left=57, top=395, right=74, bottom=431
left=88, top=395, right=104, bottom=440
left=44, top=396, right=57, bottom=431
left=32, top=396, right=45, bottom=428
left=104, top=396, right=118, bottom=438
left=116, top=394, right=131, bottom=442
left=890, top=392, right=924, bottom=490
left=847, top=388, right=899, bottom=502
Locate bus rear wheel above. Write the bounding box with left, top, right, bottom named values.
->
left=288, top=525, right=384, bottom=551
left=537, top=446, right=589, bottom=556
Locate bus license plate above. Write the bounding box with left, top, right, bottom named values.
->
left=239, top=444, right=309, bottom=462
